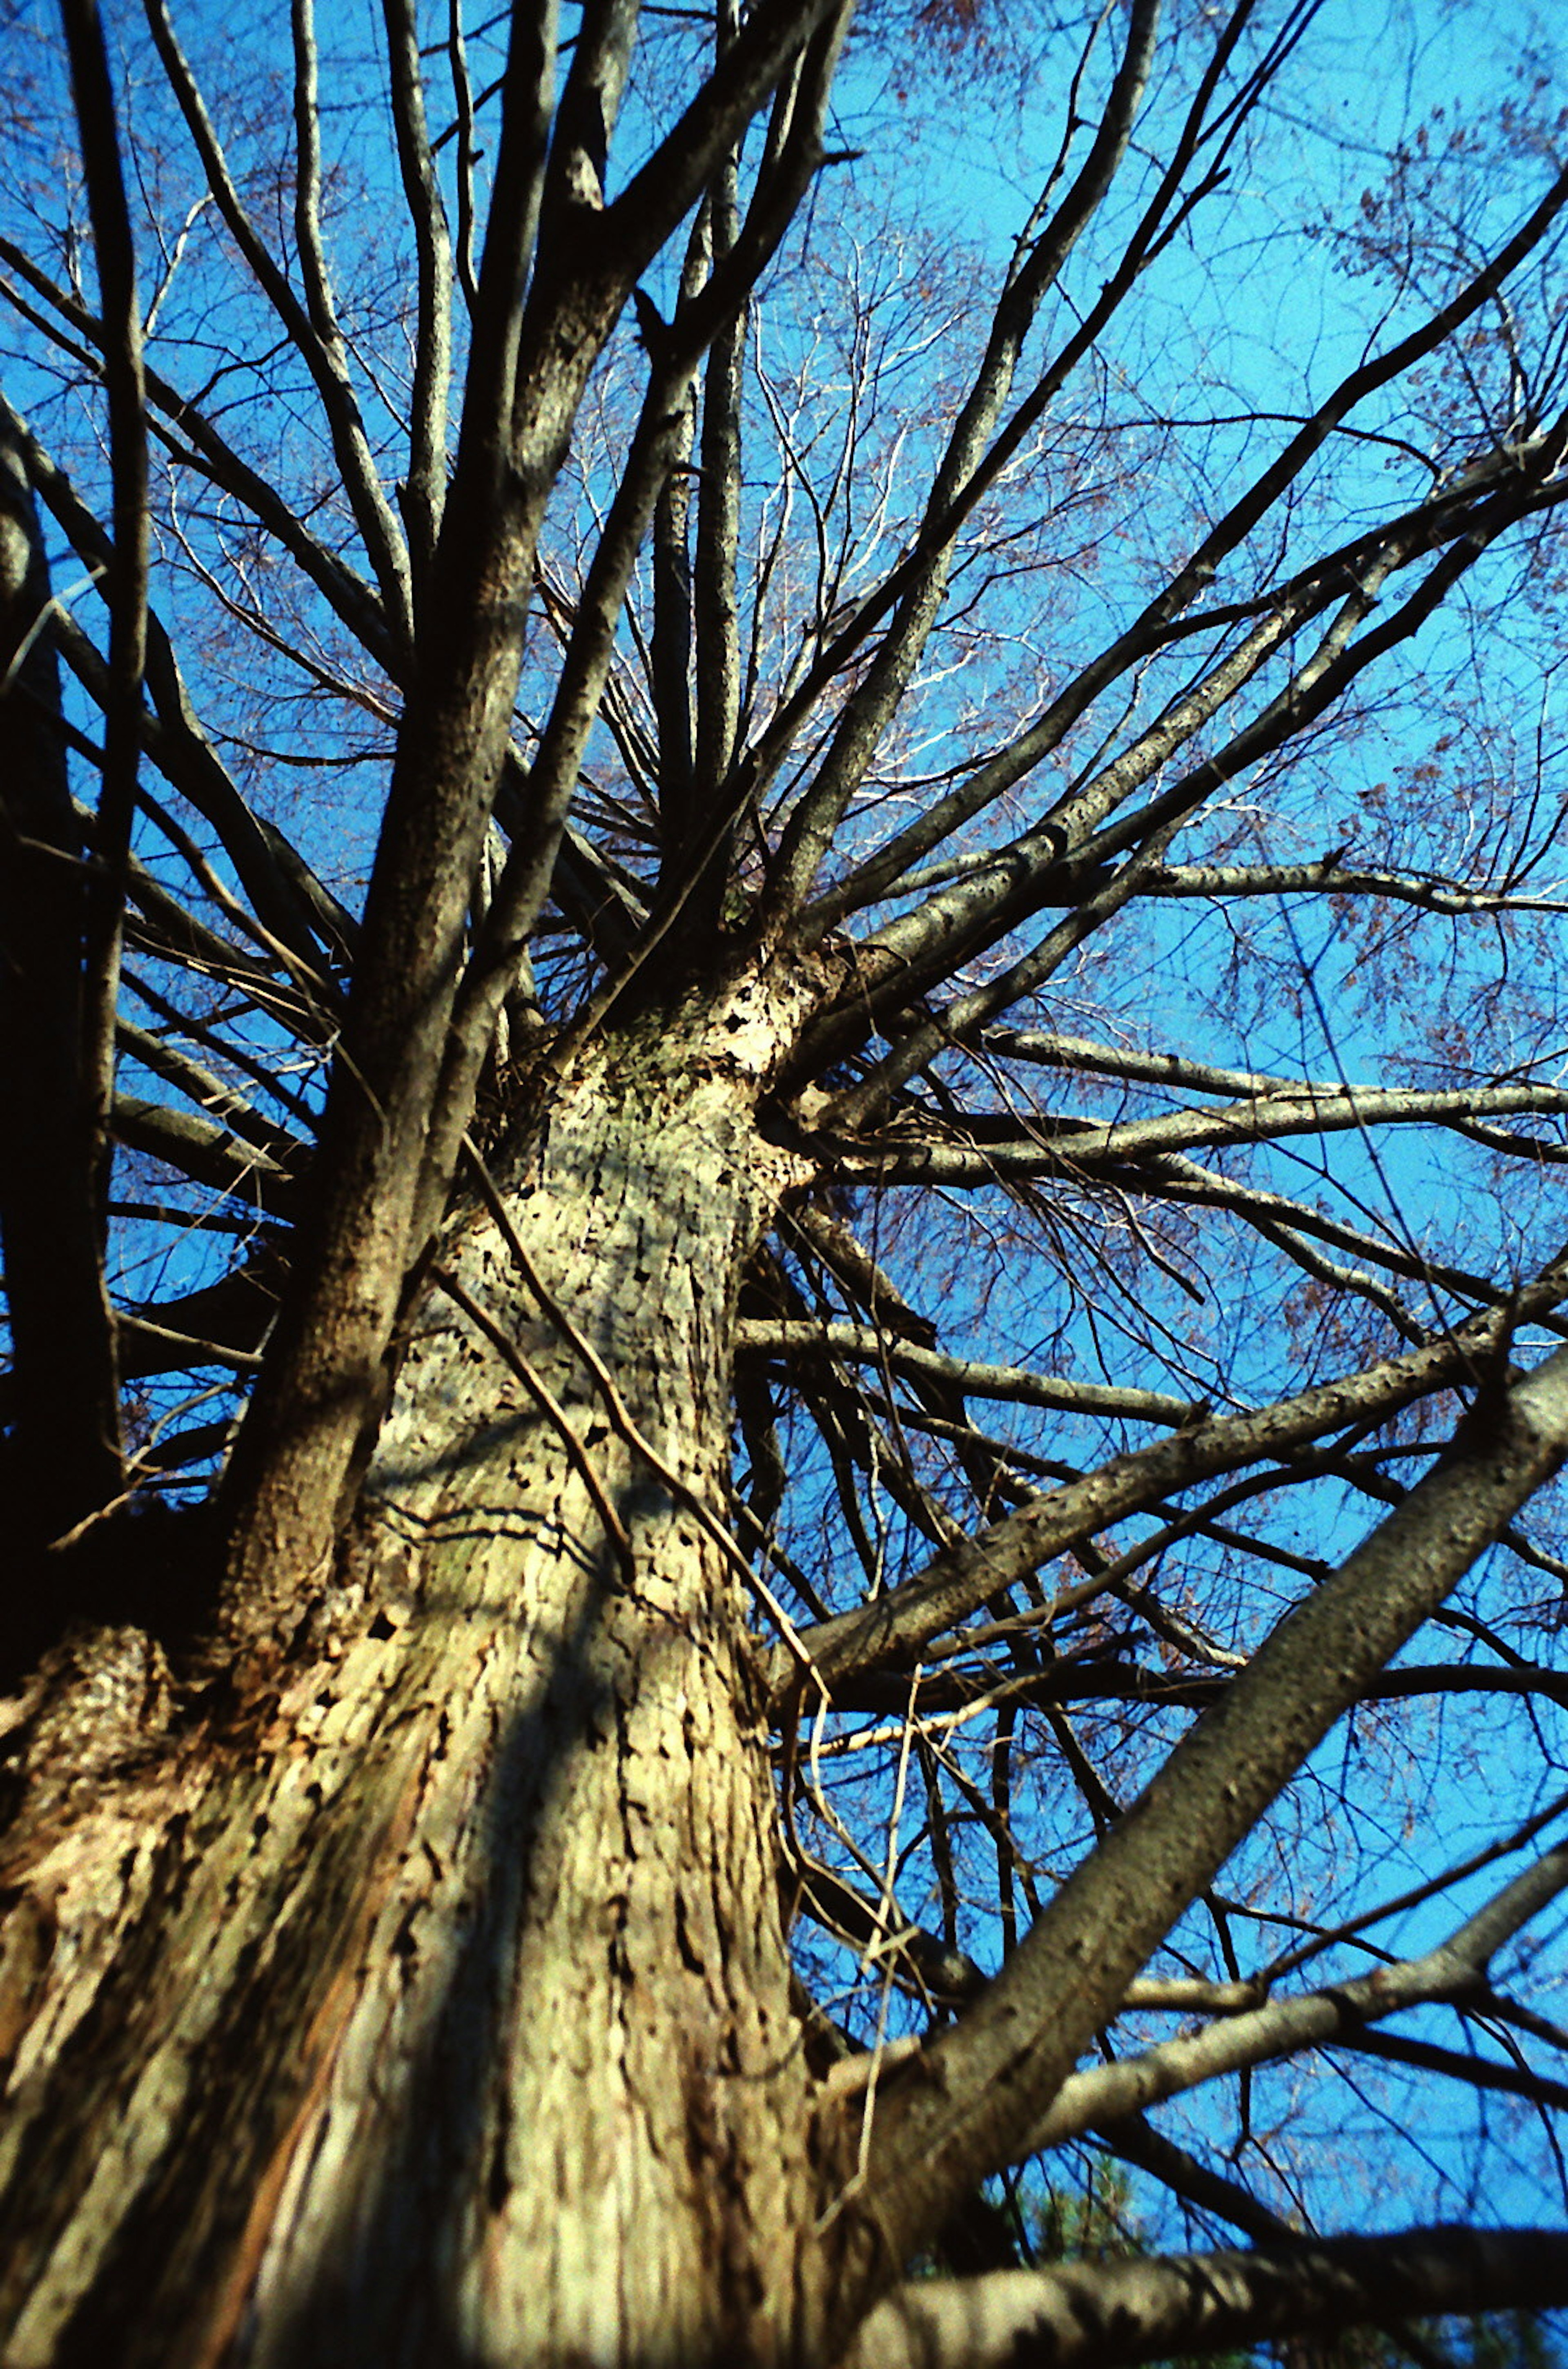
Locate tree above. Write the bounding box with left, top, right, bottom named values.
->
left=5, top=0, right=1568, bottom=2358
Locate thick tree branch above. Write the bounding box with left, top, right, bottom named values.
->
left=380, top=0, right=453, bottom=599
left=826, top=500, right=1548, bottom=1113
left=1018, top=1837, right=1568, bottom=2154
left=0, top=407, right=122, bottom=1550
left=1139, top=858, right=1568, bottom=917
left=829, top=1346, right=1568, bottom=2296
left=845, top=2226, right=1568, bottom=2369
left=775, top=1276, right=1568, bottom=1704
left=60, top=0, right=147, bottom=1432
left=689, top=3, right=745, bottom=872
left=215, top=0, right=849, bottom=1630
left=737, top=1319, right=1201, bottom=1426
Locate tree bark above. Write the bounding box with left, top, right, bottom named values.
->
left=845, top=2227, right=1568, bottom=2369
left=0, top=965, right=833, bottom=2368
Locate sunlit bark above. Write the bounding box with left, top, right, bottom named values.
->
left=0, top=970, right=842, bottom=2367
left=7, top=0, right=1568, bottom=2358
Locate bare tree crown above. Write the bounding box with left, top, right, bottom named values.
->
left=3, top=2, right=1568, bottom=2362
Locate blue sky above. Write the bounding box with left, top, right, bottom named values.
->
left=9, top=0, right=1568, bottom=2268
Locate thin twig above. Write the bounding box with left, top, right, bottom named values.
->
left=428, top=1256, right=635, bottom=1579
left=461, top=1132, right=825, bottom=1678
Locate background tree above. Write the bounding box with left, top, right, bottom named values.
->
left=4, top=0, right=1568, bottom=2362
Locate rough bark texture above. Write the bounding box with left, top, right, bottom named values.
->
left=845, top=2228, right=1568, bottom=2369
left=0, top=961, right=833, bottom=2368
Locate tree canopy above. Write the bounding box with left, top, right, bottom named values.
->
left=4, top=0, right=1568, bottom=2362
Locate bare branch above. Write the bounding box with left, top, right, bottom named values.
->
left=839, top=1345, right=1568, bottom=2272
left=0, top=405, right=122, bottom=1547
left=778, top=1277, right=1568, bottom=1703
left=737, top=1319, right=1202, bottom=1427
left=143, top=0, right=415, bottom=654
left=60, top=0, right=148, bottom=1439
left=846, top=2226, right=1568, bottom=2369
left=759, top=0, right=1165, bottom=919
left=1020, top=1837, right=1568, bottom=2154
left=380, top=0, right=453, bottom=597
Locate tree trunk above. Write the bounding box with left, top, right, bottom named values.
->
left=0, top=968, right=834, bottom=2367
